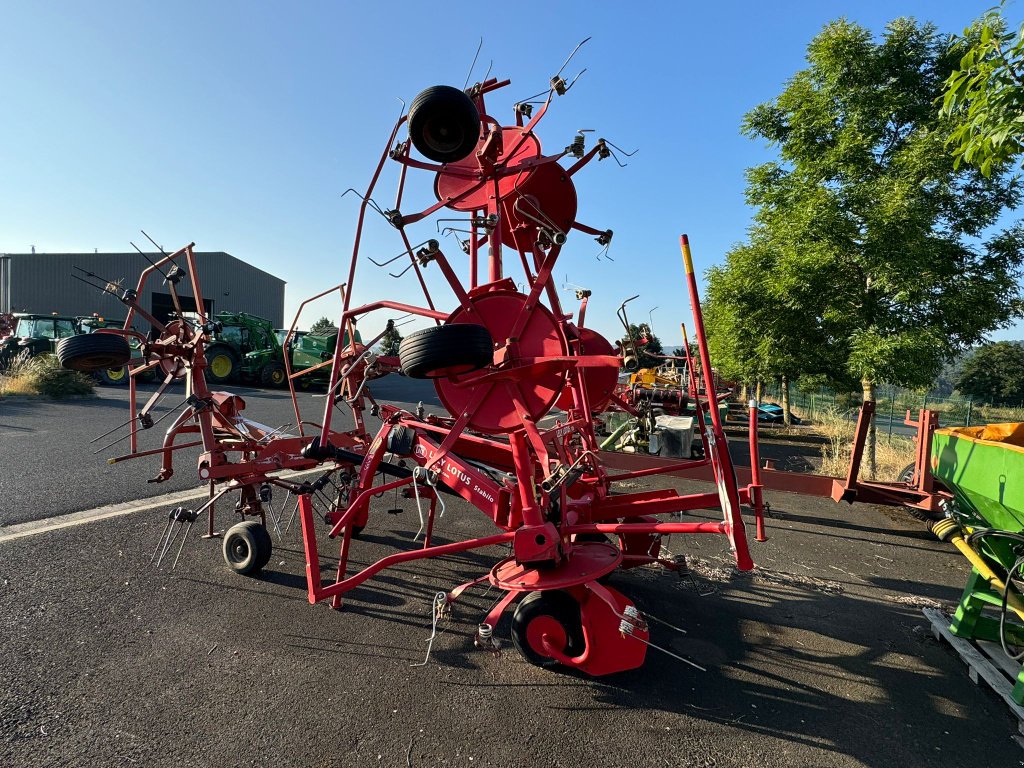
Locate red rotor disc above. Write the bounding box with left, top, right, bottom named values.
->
left=434, top=126, right=541, bottom=212
left=436, top=290, right=567, bottom=434
left=554, top=327, right=618, bottom=413
left=497, top=161, right=577, bottom=251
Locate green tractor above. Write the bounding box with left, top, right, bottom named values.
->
left=240, top=327, right=362, bottom=388
left=202, top=312, right=279, bottom=385
left=1, top=313, right=79, bottom=368
left=0, top=313, right=137, bottom=385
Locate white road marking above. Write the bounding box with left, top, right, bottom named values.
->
left=0, top=467, right=323, bottom=543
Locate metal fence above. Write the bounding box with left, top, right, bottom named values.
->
left=761, top=383, right=1024, bottom=429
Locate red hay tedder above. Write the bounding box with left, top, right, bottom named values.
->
left=58, top=55, right=770, bottom=676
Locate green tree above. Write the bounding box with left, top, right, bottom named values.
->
left=309, top=316, right=337, bottom=335
left=705, top=238, right=842, bottom=424
left=739, top=18, right=1024, bottom=475
left=379, top=321, right=403, bottom=357
left=956, top=341, right=1024, bottom=405
left=942, top=3, right=1024, bottom=175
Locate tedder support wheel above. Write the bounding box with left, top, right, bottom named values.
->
left=407, top=85, right=481, bottom=164
left=222, top=520, right=273, bottom=575
left=205, top=344, right=239, bottom=384
left=511, top=590, right=585, bottom=669
left=260, top=361, right=287, bottom=388
left=56, top=334, right=132, bottom=372
left=398, top=323, right=493, bottom=379
left=898, top=462, right=916, bottom=484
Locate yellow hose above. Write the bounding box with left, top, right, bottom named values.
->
left=932, top=519, right=1024, bottom=622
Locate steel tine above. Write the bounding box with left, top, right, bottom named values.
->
left=171, top=520, right=195, bottom=569
left=155, top=520, right=180, bottom=568
left=150, top=517, right=173, bottom=564
left=266, top=499, right=284, bottom=540
left=284, top=493, right=300, bottom=533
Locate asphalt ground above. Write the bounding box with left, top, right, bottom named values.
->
left=3, top=475, right=1024, bottom=765
left=0, top=377, right=443, bottom=527
left=3, top=383, right=1023, bottom=766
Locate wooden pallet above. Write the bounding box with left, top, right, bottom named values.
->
left=924, top=607, right=1024, bottom=743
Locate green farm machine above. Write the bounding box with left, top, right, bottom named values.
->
left=205, top=311, right=360, bottom=387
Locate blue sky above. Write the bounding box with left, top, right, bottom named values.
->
left=0, top=1, right=1018, bottom=348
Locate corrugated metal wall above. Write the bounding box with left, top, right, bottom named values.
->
left=0, top=252, right=285, bottom=328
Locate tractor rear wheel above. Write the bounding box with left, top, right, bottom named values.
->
left=97, top=365, right=129, bottom=386
left=56, top=334, right=132, bottom=372
left=898, top=462, right=916, bottom=484
left=205, top=344, right=238, bottom=384
left=398, top=324, right=493, bottom=379
left=222, top=520, right=273, bottom=575
left=260, top=361, right=287, bottom=388
left=511, top=589, right=585, bottom=669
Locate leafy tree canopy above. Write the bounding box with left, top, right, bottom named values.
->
left=309, top=316, right=338, bottom=335
left=942, top=2, right=1024, bottom=175
left=955, top=340, right=1024, bottom=405
left=732, top=17, right=1024, bottom=394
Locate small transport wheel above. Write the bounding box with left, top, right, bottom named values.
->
left=205, top=344, right=238, bottom=384
left=222, top=520, right=273, bottom=575
left=260, top=361, right=287, bottom=388
left=398, top=323, right=493, bottom=379
left=97, top=365, right=129, bottom=386
left=898, top=462, right=916, bottom=484
left=511, top=589, right=585, bottom=668
left=407, top=85, right=481, bottom=164
left=56, top=333, right=132, bottom=372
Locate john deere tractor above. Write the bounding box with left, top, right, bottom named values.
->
left=241, top=327, right=362, bottom=388
left=203, top=312, right=279, bottom=385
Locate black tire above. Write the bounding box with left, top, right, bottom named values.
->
left=260, top=361, right=287, bottom=388
left=510, top=590, right=585, bottom=668
left=205, top=344, right=238, bottom=384
left=97, top=365, right=129, bottom=386
left=898, top=462, right=916, bottom=484
left=222, top=520, right=273, bottom=575
left=56, top=334, right=132, bottom=372
left=408, top=85, right=480, bottom=163
left=399, top=324, right=493, bottom=379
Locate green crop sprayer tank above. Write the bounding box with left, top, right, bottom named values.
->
left=931, top=422, right=1024, bottom=702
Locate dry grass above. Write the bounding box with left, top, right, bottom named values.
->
left=815, top=407, right=916, bottom=481
left=0, top=353, right=94, bottom=398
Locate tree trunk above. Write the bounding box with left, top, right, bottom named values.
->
left=782, top=375, right=791, bottom=426
left=862, top=377, right=876, bottom=480
left=755, top=380, right=763, bottom=403
left=740, top=382, right=748, bottom=402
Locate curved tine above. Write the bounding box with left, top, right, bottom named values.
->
left=340, top=188, right=389, bottom=220
left=605, top=139, right=638, bottom=157
left=389, top=261, right=416, bottom=279
left=463, top=37, right=483, bottom=90
left=371, top=238, right=438, bottom=268
left=554, top=37, right=591, bottom=80
left=562, top=68, right=588, bottom=94
left=368, top=251, right=409, bottom=268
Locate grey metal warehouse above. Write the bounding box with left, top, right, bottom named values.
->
left=0, top=251, right=285, bottom=328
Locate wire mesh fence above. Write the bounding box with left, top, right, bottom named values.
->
left=760, top=383, right=1024, bottom=430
